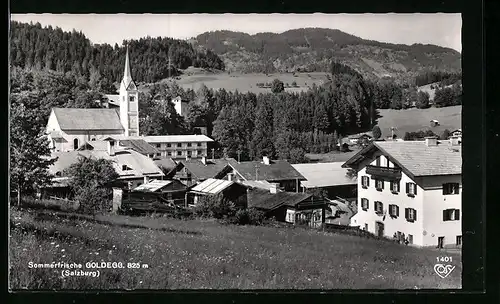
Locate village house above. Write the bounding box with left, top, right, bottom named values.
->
left=247, top=186, right=327, bottom=228
left=216, top=156, right=306, bottom=192
left=49, top=139, right=164, bottom=191
left=346, top=131, right=373, bottom=145
left=291, top=162, right=357, bottom=199
left=342, top=136, right=462, bottom=248
left=134, top=135, right=214, bottom=159
left=79, top=137, right=160, bottom=159
left=187, top=178, right=248, bottom=209
left=167, top=156, right=238, bottom=186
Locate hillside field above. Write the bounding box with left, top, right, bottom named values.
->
left=10, top=207, right=461, bottom=290
left=376, top=105, right=462, bottom=139
left=145, top=69, right=330, bottom=94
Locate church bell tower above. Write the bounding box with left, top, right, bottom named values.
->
left=119, top=45, right=139, bottom=137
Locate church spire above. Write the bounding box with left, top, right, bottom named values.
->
left=122, top=44, right=133, bottom=88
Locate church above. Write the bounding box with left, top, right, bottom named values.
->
left=46, top=47, right=139, bottom=152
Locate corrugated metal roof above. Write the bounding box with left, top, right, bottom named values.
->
left=239, top=180, right=274, bottom=190
left=119, top=139, right=159, bottom=155
left=230, top=159, right=305, bottom=181
left=292, top=162, right=357, bottom=188
left=179, top=158, right=237, bottom=180
left=191, top=178, right=234, bottom=194
left=52, top=108, right=124, bottom=131
left=133, top=180, right=173, bottom=192
left=247, top=189, right=314, bottom=210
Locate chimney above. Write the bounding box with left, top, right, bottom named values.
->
left=450, top=136, right=461, bottom=146
left=263, top=156, right=270, bottom=165
left=270, top=183, right=278, bottom=194
left=107, top=140, right=116, bottom=156
left=201, top=156, right=207, bottom=165
left=424, top=136, right=438, bottom=147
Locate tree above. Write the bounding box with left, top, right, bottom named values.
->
left=271, top=78, right=285, bottom=93
left=416, top=91, right=431, bottom=109
left=372, top=125, right=382, bottom=140
left=288, top=147, right=307, bottom=164
left=64, top=156, right=119, bottom=215
left=10, top=93, right=57, bottom=206
left=251, top=99, right=275, bottom=159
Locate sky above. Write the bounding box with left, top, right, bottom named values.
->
left=10, top=13, right=462, bottom=52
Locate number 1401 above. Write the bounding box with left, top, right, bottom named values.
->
left=436, top=256, right=453, bottom=263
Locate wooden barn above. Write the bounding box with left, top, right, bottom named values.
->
left=187, top=178, right=248, bottom=209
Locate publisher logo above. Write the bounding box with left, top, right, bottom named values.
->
left=433, top=264, right=456, bottom=278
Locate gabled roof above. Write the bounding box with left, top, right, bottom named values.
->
left=178, top=158, right=238, bottom=180
left=52, top=108, right=124, bottom=131
left=132, top=179, right=183, bottom=192
left=191, top=178, right=235, bottom=195
left=229, top=159, right=306, bottom=181
left=247, top=189, right=313, bottom=211
left=49, top=149, right=164, bottom=180
left=238, top=180, right=274, bottom=190
left=154, top=158, right=178, bottom=172
left=104, top=95, right=121, bottom=107
left=343, top=140, right=462, bottom=177
left=118, top=139, right=159, bottom=155
left=292, top=162, right=357, bottom=188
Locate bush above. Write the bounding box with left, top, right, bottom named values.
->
left=75, top=186, right=112, bottom=215
left=192, top=193, right=237, bottom=219
left=234, top=209, right=250, bottom=225
left=247, top=208, right=266, bottom=225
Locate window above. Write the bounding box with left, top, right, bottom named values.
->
left=390, top=181, right=400, bottom=193
left=156, top=153, right=161, bottom=157
left=375, top=156, right=381, bottom=166
left=167, top=152, right=172, bottom=156
left=443, top=183, right=460, bottom=195
left=406, top=182, right=417, bottom=196
left=73, top=138, right=79, bottom=150
left=443, top=209, right=460, bottom=221
left=361, top=176, right=370, bottom=188
left=408, top=234, right=413, bottom=244
left=177, top=151, right=182, bottom=156
left=386, top=156, right=390, bottom=167
left=375, top=179, right=384, bottom=191
left=374, top=201, right=383, bottom=214
left=197, top=143, right=202, bottom=147
left=405, top=208, right=417, bottom=222
left=91, top=138, right=96, bottom=141
left=361, top=198, right=369, bottom=211
left=167, top=143, right=172, bottom=148
left=456, top=235, right=462, bottom=246
left=156, top=144, right=161, bottom=148
left=197, top=150, right=203, bottom=155
left=122, top=165, right=132, bottom=171
left=187, top=151, right=192, bottom=156
left=389, top=204, right=399, bottom=217
left=187, top=143, right=192, bottom=147
left=129, top=96, right=135, bottom=102
left=177, top=143, right=182, bottom=148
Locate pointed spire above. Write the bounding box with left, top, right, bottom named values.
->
left=123, top=44, right=133, bottom=87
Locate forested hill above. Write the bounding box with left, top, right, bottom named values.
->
left=193, top=28, right=461, bottom=83
left=9, top=21, right=225, bottom=84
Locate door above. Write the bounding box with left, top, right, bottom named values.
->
left=375, top=221, right=385, bottom=237
left=438, top=236, right=445, bottom=249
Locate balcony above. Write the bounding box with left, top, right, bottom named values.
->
left=365, top=165, right=402, bottom=180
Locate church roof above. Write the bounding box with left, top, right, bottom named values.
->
left=52, top=108, right=124, bottom=131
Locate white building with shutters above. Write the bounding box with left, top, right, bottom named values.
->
left=342, top=137, right=462, bottom=248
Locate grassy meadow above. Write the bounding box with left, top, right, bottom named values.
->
left=142, top=69, right=330, bottom=94
left=10, top=206, right=461, bottom=290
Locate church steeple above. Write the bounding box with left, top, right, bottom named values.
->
left=122, top=45, right=133, bottom=89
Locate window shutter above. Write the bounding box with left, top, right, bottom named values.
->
left=405, top=208, right=409, bottom=219
left=442, top=184, right=446, bottom=195
left=413, top=209, right=417, bottom=221
left=443, top=210, right=447, bottom=221
left=381, top=180, right=384, bottom=189
left=366, top=199, right=369, bottom=209
left=454, top=184, right=460, bottom=194
left=406, top=183, right=409, bottom=194
left=374, top=201, right=377, bottom=211
left=414, top=183, right=417, bottom=195
left=367, top=177, right=370, bottom=187
left=389, top=182, right=393, bottom=191
left=396, top=206, right=400, bottom=216
left=455, top=209, right=460, bottom=220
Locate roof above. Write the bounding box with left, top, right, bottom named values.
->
left=230, top=159, right=305, bottom=181
left=347, top=131, right=373, bottom=139
left=292, top=162, right=357, bottom=188
left=133, top=179, right=174, bottom=192
left=239, top=180, right=274, bottom=190
left=191, top=178, right=234, bottom=194
left=49, top=149, right=164, bottom=179
left=247, top=189, right=313, bottom=210
left=343, top=140, right=462, bottom=177
left=154, top=158, right=178, bottom=171
left=179, top=158, right=238, bottom=180
left=140, top=135, right=214, bottom=143
left=52, top=108, right=124, bottom=131
left=48, top=130, right=64, bottom=139
left=119, top=139, right=159, bottom=155
left=104, top=95, right=120, bottom=107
